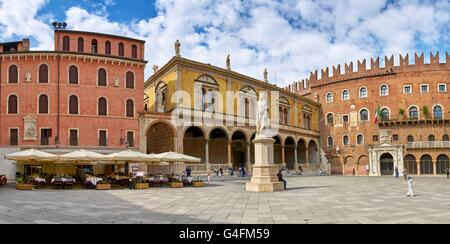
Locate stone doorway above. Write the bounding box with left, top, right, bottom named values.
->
left=380, top=153, right=394, bottom=175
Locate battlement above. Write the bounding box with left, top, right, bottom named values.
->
left=286, top=51, right=450, bottom=94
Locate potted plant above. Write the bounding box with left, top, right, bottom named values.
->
left=134, top=176, right=149, bottom=190
left=16, top=177, right=33, bottom=190
left=192, top=178, right=205, bottom=187
left=398, top=108, right=405, bottom=119
left=422, top=106, right=429, bottom=119
left=96, top=179, right=111, bottom=190
left=168, top=178, right=183, bottom=188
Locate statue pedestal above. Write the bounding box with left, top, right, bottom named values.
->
left=246, top=136, right=284, bottom=192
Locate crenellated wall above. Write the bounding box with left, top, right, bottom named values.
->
left=287, top=52, right=450, bottom=95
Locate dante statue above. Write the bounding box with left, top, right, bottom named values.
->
left=256, top=92, right=270, bottom=136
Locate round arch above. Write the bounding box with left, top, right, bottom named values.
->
left=146, top=121, right=176, bottom=154
left=420, top=154, right=433, bottom=175
left=209, top=127, right=229, bottom=164
left=331, top=157, right=343, bottom=175
left=436, top=154, right=449, bottom=174
left=284, top=136, right=296, bottom=170
left=231, top=130, right=248, bottom=170
left=344, top=156, right=356, bottom=175
left=183, top=126, right=206, bottom=164
left=308, top=140, right=318, bottom=164
left=380, top=153, right=394, bottom=175
left=357, top=155, right=369, bottom=176
left=404, top=154, right=417, bottom=175
left=297, top=139, right=307, bottom=164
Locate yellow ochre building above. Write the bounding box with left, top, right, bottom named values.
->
left=139, top=41, right=323, bottom=175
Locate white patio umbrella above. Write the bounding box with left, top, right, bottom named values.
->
left=154, top=152, right=201, bottom=163
left=5, top=149, right=59, bottom=162
left=58, top=149, right=112, bottom=162
left=107, top=150, right=160, bottom=162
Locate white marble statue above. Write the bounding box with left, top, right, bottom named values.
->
left=256, top=92, right=270, bottom=136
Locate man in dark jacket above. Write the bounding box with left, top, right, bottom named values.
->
left=277, top=170, right=286, bottom=190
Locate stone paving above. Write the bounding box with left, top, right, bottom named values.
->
left=1, top=175, right=450, bottom=224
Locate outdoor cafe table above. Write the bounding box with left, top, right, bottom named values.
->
left=51, top=177, right=76, bottom=188
left=86, top=177, right=103, bottom=186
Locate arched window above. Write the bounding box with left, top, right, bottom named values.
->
left=105, top=41, right=111, bottom=55
left=326, top=113, right=334, bottom=125
left=38, top=94, right=49, bottom=114
left=342, top=90, right=349, bottom=100
left=98, top=68, right=107, bottom=86
left=63, top=36, right=70, bottom=51
left=360, top=109, right=369, bottom=121
left=118, top=42, right=124, bottom=57
left=39, top=64, right=48, bottom=83
left=8, top=65, right=18, bottom=84
left=126, top=99, right=134, bottom=118
left=381, top=108, right=390, bottom=121
left=407, top=135, right=414, bottom=143
left=69, top=95, right=78, bottom=115
left=69, top=66, right=78, bottom=84
left=359, top=87, right=368, bottom=98
left=326, top=92, right=333, bottom=103
left=131, top=44, right=137, bottom=59
left=98, top=97, right=107, bottom=116
left=433, top=105, right=443, bottom=120
left=409, top=106, right=418, bottom=120
left=343, top=135, right=350, bottom=146
left=126, top=72, right=134, bottom=89
left=428, top=135, right=435, bottom=142
left=78, top=37, right=84, bottom=52
left=91, top=39, right=98, bottom=54
left=8, top=95, right=18, bottom=114
left=380, top=84, right=389, bottom=96
left=357, top=134, right=364, bottom=145
left=327, top=137, right=334, bottom=147
left=443, top=134, right=449, bottom=141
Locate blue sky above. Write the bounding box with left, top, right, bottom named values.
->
left=0, top=0, right=449, bottom=84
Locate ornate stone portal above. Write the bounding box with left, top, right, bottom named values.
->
left=246, top=92, right=284, bottom=192
left=368, top=129, right=405, bottom=176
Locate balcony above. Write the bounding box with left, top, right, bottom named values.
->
left=406, top=141, right=450, bottom=150
left=379, top=114, right=450, bottom=127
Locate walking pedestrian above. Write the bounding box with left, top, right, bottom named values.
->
left=219, top=167, right=223, bottom=177
left=277, top=169, right=287, bottom=190
left=186, top=166, right=192, bottom=177
left=207, top=173, right=212, bottom=184
left=395, top=167, right=399, bottom=179
left=352, top=167, right=356, bottom=176
left=403, top=170, right=408, bottom=181
left=242, top=167, right=246, bottom=177
left=299, top=166, right=303, bottom=175
left=446, top=167, right=449, bottom=180
left=406, top=176, right=414, bottom=197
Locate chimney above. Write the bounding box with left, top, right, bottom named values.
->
left=22, top=38, right=30, bottom=51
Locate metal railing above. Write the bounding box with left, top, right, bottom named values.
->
left=406, top=141, right=450, bottom=150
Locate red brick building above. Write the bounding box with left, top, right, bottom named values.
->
left=288, top=53, right=450, bottom=176
left=0, top=30, right=146, bottom=179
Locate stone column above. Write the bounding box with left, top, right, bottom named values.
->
left=205, top=139, right=210, bottom=171
left=305, top=146, right=309, bottom=164
left=246, top=142, right=251, bottom=171
left=294, top=147, right=299, bottom=171
left=433, top=161, right=437, bottom=176
left=227, top=142, right=232, bottom=167
left=281, top=145, right=286, bottom=166
left=417, top=161, right=421, bottom=176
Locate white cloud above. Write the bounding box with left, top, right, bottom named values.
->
left=0, top=0, right=53, bottom=49
left=0, top=0, right=448, bottom=85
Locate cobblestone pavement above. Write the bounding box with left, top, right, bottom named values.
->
left=1, top=176, right=449, bottom=224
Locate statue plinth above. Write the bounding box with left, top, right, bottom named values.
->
left=246, top=135, right=284, bottom=192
